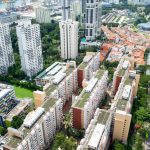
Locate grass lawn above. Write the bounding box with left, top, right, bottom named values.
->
left=14, top=86, right=33, bottom=99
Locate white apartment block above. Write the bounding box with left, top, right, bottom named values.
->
left=72, top=69, right=108, bottom=129
left=61, top=0, right=70, bottom=21
left=77, top=109, right=112, bottom=150
left=128, top=0, right=150, bottom=5
left=35, top=6, right=52, bottom=23
left=34, top=61, right=78, bottom=106
left=0, top=23, right=14, bottom=74
left=59, top=20, right=79, bottom=59
left=109, top=0, right=119, bottom=4
left=112, top=58, right=131, bottom=94
left=84, top=0, right=101, bottom=41
left=70, top=1, right=82, bottom=21
left=3, top=98, right=63, bottom=150
left=16, top=20, right=43, bottom=77
left=78, top=52, right=100, bottom=87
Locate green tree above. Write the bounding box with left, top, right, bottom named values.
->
left=52, top=132, right=77, bottom=150
left=11, top=116, right=23, bottom=129
left=0, top=126, right=5, bottom=135
left=132, top=134, right=143, bottom=150
left=5, top=120, right=11, bottom=128
left=112, top=140, right=126, bottom=150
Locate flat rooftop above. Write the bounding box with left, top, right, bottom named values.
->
left=75, top=91, right=90, bottom=108
left=81, top=110, right=111, bottom=149
left=35, top=62, right=75, bottom=80
left=78, top=54, right=96, bottom=70
left=97, top=110, right=110, bottom=125
left=116, top=77, right=134, bottom=111
left=118, top=68, right=126, bottom=76
left=74, top=70, right=105, bottom=108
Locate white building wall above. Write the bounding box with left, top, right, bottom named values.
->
left=59, top=20, right=79, bottom=59
left=0, top=24, right=14, bottom=74
left=16, top=20, right=43, bottom=77
left=85, top=0, right=101, bottom=41
left=35, top=6, right=51, bottom=23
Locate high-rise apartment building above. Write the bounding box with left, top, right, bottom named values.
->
left=77, top=109, right=112, bottom=150
left=3, top=98, right=63, bottom=150
left=72, top=69, right=108, bottom=129
left=78, top=52, right=100, bottom=88
left=59, top=20, right=79, bottom=59
left=112, top=73, right=140, bottom=143
left=70, top=1, right=82, bottom=21
left=110, top=57, right=140, bottom=143
left=35, top=6, right=51, bottom=23
left=84, top=0, right=101, bottom=41
left=112, top=57, right=134, bottom=95
left=0, top=23, right=14, bottom=74
left=34, top=61, right=78, bottom=107
left=16, top=20, right=43, bottom=77
left=61, top=0, right=70, bottom=21
left=128, top=0, right=150, bottom=5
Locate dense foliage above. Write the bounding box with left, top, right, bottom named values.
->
left=51, top=132, right=77, bottom=150
left=11, top=116, right=24, bottom=129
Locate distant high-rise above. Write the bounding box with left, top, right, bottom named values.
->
left=0, top=24, right=14, bottom=74
left=61, top=0, right=70, bottom=21
left=59, top=20, right=79, bottom=59
left=16, top=20, right=43, bottom=77
left=84, top=0, right=102, bottom=41
left=128, top=0, right=150, bottom=5
left=35, top=6, right=51, bottom=23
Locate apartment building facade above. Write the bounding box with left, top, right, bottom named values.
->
left=59, top=20, right=79, bottom=59
left=3, top=98, right=63, bottom=150
left=112, top=57, right=134, bottom=95
left=77, top=109, right=112, bottom=150
left=61, top=0, right=70, bottom=21
left=72, top=69, right=108, bottom=129
left=0, top=84, right=17, bottom=115
left=34, top=61, right=78, bottom=107
left=78, top=52, right=100, bottom=88
left=0, top=23, right=14, bottom=74
left=16, top=20, right=43, bottom=77
left=112, top=69, right=140, bottom=143
left=35, top=6, right=51, bottom=23
left=84, top=0, right=101, bottom=41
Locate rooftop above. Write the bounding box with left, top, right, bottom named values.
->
left=97, top=110, right=110, bottom=125
left=74, top=69, right=105, bottom=108
left=116, top=77, right=134, bottom=111
left=95, top=70, right=105, bottom=79
left=35, top=61, right=76, bottom=84
left=5, top=97, right=58, bottom=149
left=78, top=62, right=87, bottom=70
left=118, top=68, right=126, bottom=76
left=75, top=92, right=90, bottom=108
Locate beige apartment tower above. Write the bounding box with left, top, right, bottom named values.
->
left=113, top=111, right=132, bottom=143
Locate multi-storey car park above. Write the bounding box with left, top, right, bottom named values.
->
left=72, top=69, right=108, bottom=129
left=3, top=97, right=63, bottom=150
left=77, top=109, right=112, bottom=150
left=34, top=61, right=78, bottom=107
left=78, top=52, right=100, bottom=88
